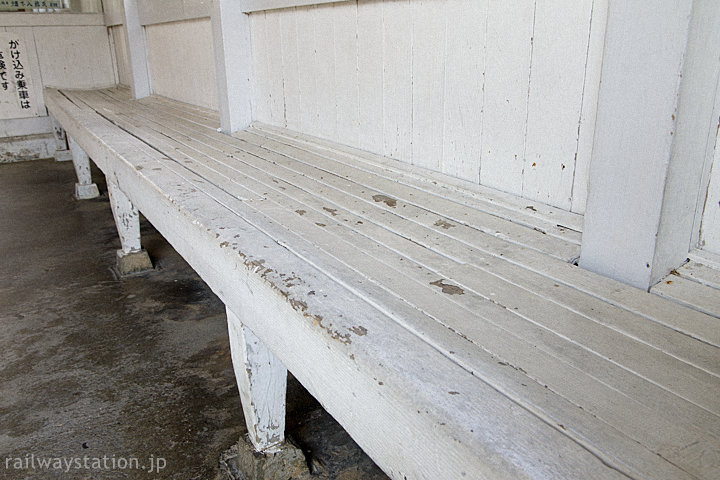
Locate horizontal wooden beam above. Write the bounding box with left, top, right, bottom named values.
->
left=240, top=0, right=351, bottom=13
left=137, top=0, right=211, bottom=26
left=0, top=13, right=105, bottom=27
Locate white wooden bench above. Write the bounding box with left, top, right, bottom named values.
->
left=652, top=249, right=720, bottom=319
left=45, top=86, right=720, bottom=480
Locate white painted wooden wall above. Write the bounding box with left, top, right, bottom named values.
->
left=700, top=123, right=720, bottom=255
left=0, top=14, right=114, bottom=129
left=145, top=18, right=218, bottom=110
left=249, top=0, right=607, bottom=213
left=103, top=0, right=126, bottom=26
left=109, top=25, right=132, bottom=87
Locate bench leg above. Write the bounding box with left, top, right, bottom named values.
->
left=226, top=307, right=287, bottom=453
left=50, top=114, right=72, bottom=162
left=68, top=136, right=100, bottom=200
left=106, top=180, right=153, bottom=275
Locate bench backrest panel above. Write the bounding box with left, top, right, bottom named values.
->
left=249, top=0, right=603, bottom=214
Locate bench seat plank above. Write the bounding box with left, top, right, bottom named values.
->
left=67, top=86, right=717, bottom=424
left=679, top=257, right=720, bottom=290
left=48, top=87, right=720, bottom=480
left=80, top=90, right=720, bottom=377
left=653, top=263, right=720, bottom=318
left=115, top=88, right=584, bottom=245
left=49, top=87, right=608, bottom=480
left=103, top=88, right=720, bottom=349
left=106, top=90, right=582, bottom=261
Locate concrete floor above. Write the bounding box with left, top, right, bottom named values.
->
left=0, top=159, right=388, bottom=479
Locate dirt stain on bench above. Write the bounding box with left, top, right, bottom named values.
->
left=372, top=194, right=397, bottom=207
left=350, top=326, right=367, bottom=337
left=430, top=280, right=465, bottom=295
left=295, top=210, right=306, bottom=216
left=308, top=314, right=352, bottom=345
left=434, top=219, right=456, bottom=230
left=323, top=207, right=339, bottom=216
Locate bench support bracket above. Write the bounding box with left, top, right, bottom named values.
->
left=68, top=136, right=100, bottom=200
left=107, top=180, right=152, bottom=275
left=226, top=307, right=287, bottom=453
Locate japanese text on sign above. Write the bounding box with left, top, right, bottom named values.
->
left=0, top=1, right=63, bottom=10
left=0, top=33, right=41, bottom=120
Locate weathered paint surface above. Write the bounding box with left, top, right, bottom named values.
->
left=109, top=25, right=132, bottom=88
left=249, top=0, right=605, bottom=213
left=68, top=135, right=99, bottom=199
left=45, top=86, right=720, bottom=480
left=107, top=178, right=143, bottom=254
left=701, top=123, right=720, bottom=255
left=145, top=18, right=218, bottom=110
left=226, top=307, right=287, bottom=452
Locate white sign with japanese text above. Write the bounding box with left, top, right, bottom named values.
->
left=0, top=1, right=63, bottom=11
left=0, top=33, right=42, bottom=120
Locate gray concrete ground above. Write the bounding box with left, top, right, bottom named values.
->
left=0, top=159, right=388, bottom=479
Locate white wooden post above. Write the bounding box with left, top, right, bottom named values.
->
left=211, top=0, right=254, bottom=133
left=580, top=0, right=717, bottom=290
left=50, top=113, right=72, bottom=162
left=122, top=0, right=151, bottom=99
left=106, top=180, right=153, bottom=275
left=226, top=307, right=287, bottom=453
left=67, top=136, right=100, bottom=199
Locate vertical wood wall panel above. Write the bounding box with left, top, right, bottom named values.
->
left=249, top=0, right=605, bottom=213
left=296, top=6, right=320, bottom=137
left=381, top=0, right=412, bottom=162
left=251, top=12, right=270, bottom=121
left=334, top=2, right=360, bottom=147
left=356, top=1, right=383, bottom=154
left=145, top=18, right=218, bottom=110
left=110, top=25, right=132, bottom=87
left=314, top=5, right=338, bottom=141
left=280, top=8, right=302, bottom=131
left=263, top=10, right=286, bottom=125
left=523, top=0, right=594, bottom=211
left=700, top=124, right=720, bottom=255
left=411, top=0, right=446, bottom=171
left=33, top=26, right=116, bottom=89
left=441, top=0, right=486, bottom=183
left=571, top=0, right=608, bottom=214
left=479, top=0, right=535, bottom=197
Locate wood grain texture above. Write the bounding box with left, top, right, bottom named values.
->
left=381, top=0, right=412, bottom=162
left=411, top=0, right=446, bottom=171
left=110, top=25, right=132, bottom=87
left=441, top=0, right=485, bottom=182
left=137, top=0, right=212, bottom=26
left=32, top=25, right=116, bottom=89
left=701, top=121, right=720, bottom=255
left=145, top=18, right=218, bottom=110
left=0, top=13, right=105, bottom=27
left=480, top=0, right=535, bottom=197
left=54, top=86, right=720, bottom=480
left=571, top=0, right=607, bottom=214
left=356, top=0, right=383, bottom=153
left=523, top=0, right=593, bottom=210
left=48, top=85, right=648, bottom=480
left=248, top=0, right=602, bottom=213
left=226, top=308, right=288, bottom=452
left=653, top=260, right=720, bottom=319
left=103, top=0, right=125, bottom=26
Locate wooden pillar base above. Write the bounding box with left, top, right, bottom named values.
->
left=75, top=182, right=100, bottom=200
left=116, top=249, right=153, bottom=276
